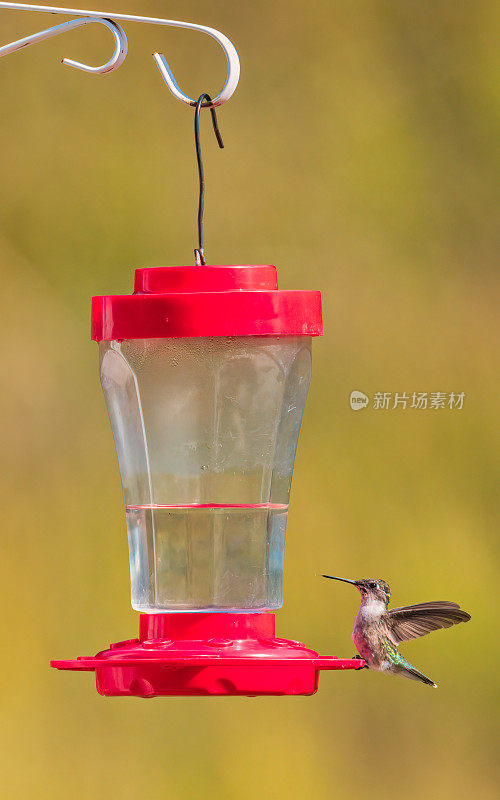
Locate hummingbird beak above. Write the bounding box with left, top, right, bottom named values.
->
left=321, top=575, right=357, bottom=586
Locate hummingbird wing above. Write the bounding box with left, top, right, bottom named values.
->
left=384, top=602, right=471, bottom=643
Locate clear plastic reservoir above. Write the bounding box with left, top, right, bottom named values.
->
left=100, top=336, right=312, bottom=612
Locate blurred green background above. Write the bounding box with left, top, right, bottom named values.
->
left=0, top=1, right=498, bottom=798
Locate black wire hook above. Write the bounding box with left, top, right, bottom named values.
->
left=194, top=93, right=224, bottom=265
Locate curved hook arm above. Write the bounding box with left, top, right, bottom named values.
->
left=0, top=3, right=240, bottom=106
left=0, top=16, right=127, bottom=74
left=153, top=28, right=239, bottom=108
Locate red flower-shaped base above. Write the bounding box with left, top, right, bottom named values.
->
left=51, top=613, right=363, bottom=697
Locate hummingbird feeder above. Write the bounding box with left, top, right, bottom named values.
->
left=1, top=2, right=363, bottom=696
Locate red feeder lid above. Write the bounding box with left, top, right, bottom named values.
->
left=91, top=265, right=323, bottom=340
left=51, top=613, right=364, bottom=697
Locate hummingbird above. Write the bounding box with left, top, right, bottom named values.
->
left=322, top=576, right=471, bottom=687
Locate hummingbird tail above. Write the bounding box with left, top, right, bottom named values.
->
left=394, top=664, right=437, bottom=688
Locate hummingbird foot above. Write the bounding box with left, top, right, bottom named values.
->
left=352, top=654, right=368, bottom=669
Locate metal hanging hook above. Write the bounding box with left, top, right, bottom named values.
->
left=193, top=93, right=224, bottom=266
left=0, top=3, right=240, bottom=105
left=0, top=15, right=127, bottom=73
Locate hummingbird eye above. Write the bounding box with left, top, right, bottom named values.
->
left=368, top=582, right=376, bottom=589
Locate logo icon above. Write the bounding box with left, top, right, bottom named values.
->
left=350, top=390, right=369, bottom=411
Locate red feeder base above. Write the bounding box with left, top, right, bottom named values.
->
left=51, top=613, right=363, bottom=697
